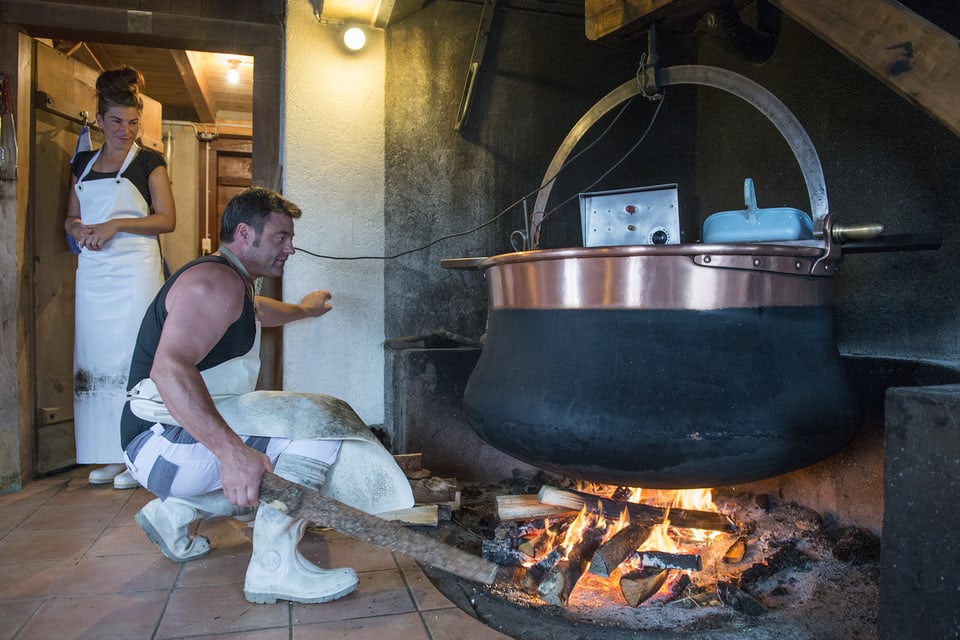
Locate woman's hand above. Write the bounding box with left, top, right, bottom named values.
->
left=79, top=219, right=120, bottom=251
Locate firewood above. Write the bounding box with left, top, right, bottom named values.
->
left=589, top=524, right=652, bottom=578
left=392, top=453, right=422, bottom=474
left=634, top=550, right=702, bottom=572
left=645, top=571, right=691, bottom=606
left=482, top=539, right=531, bottom=566
left=410, top=477, right=458, bottom=503
left=496, top=494, right=579, bottom=522
left=518, top=529, right=552, bottom=558
left=376, top=504, right=439, bottom=526
left=537, top=486, right=738, bottom=534
left=258, top=471, right=497, bottom=585
left=620, top=567, right=669, bottom=607
left=538, top=526, right=605, bottom=606
left=520, top=547, right=562, bottom=594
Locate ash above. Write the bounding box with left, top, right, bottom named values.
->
left=421, top=475, right=879, bottom=640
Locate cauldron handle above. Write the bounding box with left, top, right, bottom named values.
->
left=530, top=64, right=828, bottom=248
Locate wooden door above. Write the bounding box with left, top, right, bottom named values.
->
left=31, top=109, right=88, bottom=474
left=198, top=137, right=252, bottom=254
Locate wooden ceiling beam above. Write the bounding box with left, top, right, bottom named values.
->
left=170, top=49, right=216, bottom=124
left=769, top=0, right=960, bottom=140
left=0, top=0, right=280, bottom=53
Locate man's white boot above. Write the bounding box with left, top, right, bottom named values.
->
left=243, top=454, right=359, bottom=604
left=136, top=491, right=255, bottom=562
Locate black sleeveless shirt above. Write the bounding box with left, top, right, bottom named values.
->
left=120, top=255, right=257, bottom=449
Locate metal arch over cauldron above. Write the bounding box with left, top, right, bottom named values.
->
left=443, top=66, right=860, bottom=488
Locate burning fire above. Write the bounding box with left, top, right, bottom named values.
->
left=512, top=483, right=733, bottom=608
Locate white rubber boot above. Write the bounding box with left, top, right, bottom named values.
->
left=135, top=491, right=255, bottom=563
left=243, top=454, right=359, bottom=604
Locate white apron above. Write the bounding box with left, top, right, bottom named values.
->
left=74, top=143, right=163, bottom=463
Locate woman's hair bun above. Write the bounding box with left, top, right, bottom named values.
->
left=96, top=66, right=145, bottom=113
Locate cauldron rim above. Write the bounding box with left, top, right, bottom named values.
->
left=443, top=241, right=827, bottom=272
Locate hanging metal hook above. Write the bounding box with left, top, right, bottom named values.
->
left=638, top=23, right=663, bottom=101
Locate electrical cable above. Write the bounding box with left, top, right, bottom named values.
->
left=294, top=84, right=664, bottom=261
left=539, top=87, right=667, bottom=226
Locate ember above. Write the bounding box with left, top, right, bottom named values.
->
left=419, top=473, right=879, bottom=639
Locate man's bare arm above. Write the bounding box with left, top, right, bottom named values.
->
left=256, top=289, right=332, bottom=327
left=149, top=262, right=272, bottom=507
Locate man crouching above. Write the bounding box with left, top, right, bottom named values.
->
left=119, top=187, right=412, bottom=604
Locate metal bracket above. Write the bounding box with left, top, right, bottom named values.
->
left=638, top=23, right=662, bottom=101
left=455, top=0, right=497, bottom=131
left=693, top=252, right=830, bottom=277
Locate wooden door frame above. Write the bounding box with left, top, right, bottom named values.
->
left=0, top=0, right=285, bottom=479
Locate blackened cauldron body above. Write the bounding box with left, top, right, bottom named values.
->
left=456, top=245, right=861, bottom=488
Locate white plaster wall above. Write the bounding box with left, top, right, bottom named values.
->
left=158, top=123, right=200, bottom=273
left=282, top=0, right=386, bottom=424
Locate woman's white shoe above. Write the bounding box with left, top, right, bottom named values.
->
left=88, top=463, right=126, bottom=484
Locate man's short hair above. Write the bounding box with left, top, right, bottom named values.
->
left=219, top=187, right=302, bottom=242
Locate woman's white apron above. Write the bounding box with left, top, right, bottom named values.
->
left=74, top=143, right=163, bottom=463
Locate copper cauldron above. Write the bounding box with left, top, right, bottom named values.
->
left=443, top=66, right=862, bottom=488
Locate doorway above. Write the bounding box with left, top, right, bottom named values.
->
left=198, top=136, right=253, bottom=255
left=6, top=3, right=282, bottom=478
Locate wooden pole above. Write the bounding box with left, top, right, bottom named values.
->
left=259, top=471, right=498, bottom=585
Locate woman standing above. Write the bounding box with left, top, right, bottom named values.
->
left=65, top=67, right=176, bottom=489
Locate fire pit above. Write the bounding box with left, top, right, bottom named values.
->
left=418, top=474, right=879, bottom=639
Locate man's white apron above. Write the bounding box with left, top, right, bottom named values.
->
left=74, top=143, right=163, bottom=463
left=128, top=322, right=415, bottom=515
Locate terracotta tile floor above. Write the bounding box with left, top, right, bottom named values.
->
left=0, top=467, right=512, bottom=640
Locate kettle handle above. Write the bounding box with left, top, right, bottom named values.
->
left=531, top=65, right=829, bottom=247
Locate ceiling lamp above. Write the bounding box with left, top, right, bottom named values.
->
left=226, top=59, right=241, bottom=84
left=342, top=26, right=366, bottom=51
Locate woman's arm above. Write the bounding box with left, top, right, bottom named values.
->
left=106, top=165, right=177, bottom=235
left=64, top=174, right=85, bottom=242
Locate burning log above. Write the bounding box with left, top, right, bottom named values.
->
left=496, top=494, right=579, bottom=521
left=521, top=547, right=563, bottom=594
left=633, top=550, right=702, bottom=572
left=538, top=486, right=738, bottom=534
left=538, top=526, right=606, bottom=606
left=589, top=523, right=652, bottom=578
left=518, top=529, right=553, bottom=558
left=620, top=567, right=669, bottom=607
left=644, top=571, right=691, bottom=606
left=482, top=538, right=530, bottom=566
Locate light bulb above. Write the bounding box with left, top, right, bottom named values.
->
left=226, top=59, right=241, bottom=84
left=343, top=27, right=366, bottom=51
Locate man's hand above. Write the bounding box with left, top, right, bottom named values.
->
left=218, top=442, right=274, bottom=507
left=299, top=290, right=333, bottom=318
